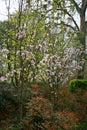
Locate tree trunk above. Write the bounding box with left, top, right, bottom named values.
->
left=77, top=11, right=86, bottom=79
left=77, top=0, right=87, bottom=79
left=80, top=11, right=86, bottom=47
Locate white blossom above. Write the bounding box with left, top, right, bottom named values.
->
left=0, top=76, right=7, bottom=81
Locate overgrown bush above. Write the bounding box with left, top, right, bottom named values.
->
left=69, top=79, right=87, bottom=92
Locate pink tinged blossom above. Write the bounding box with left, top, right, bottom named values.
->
left=6, top=72, right=13, bottom=78
left=39, top=44, right=43, bottom=48
left=21, top=46, right=24, bottom=50
left=2, top=64, right=7, bottom=68
left=36, top=44, right=43, bottom=51
left=16, top=51, right=19, bottom=54
left=16, top=26, right=26, bottom=40
left=31, top=59, right=35, bottom=65
left=32, top=31, right=36, bottom=36
left=25, top=50, right=30, bottom=54
left=57, top=62, right=62, bottom=69
left=44, top=41, right=47, bottom=46
left=1, top=49, right=9, bottom=54
left=29, top=45, right=34, bottom=49
left=23, top=2, right=28, bottom=11
left=22, top=52, right=25, bottom=58
left=24, top=50, right=30, bottom=58
left=0, top=76, right=7, bottom=81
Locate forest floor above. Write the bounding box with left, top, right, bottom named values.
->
left=0, top=84, right=87, bottom=130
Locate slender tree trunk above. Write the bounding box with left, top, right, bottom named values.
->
left=80, top=11, right=86, bottom=47
left=77, top=9, right=86, bottom=78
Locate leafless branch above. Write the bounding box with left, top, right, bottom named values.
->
left=82, top=0, right=87, bottom=13
left=64, top=9, right=80, bottom=31
left=70, top=0, right=81, bottom=14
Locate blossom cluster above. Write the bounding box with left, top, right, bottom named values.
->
left=16, top=26, right=26, bottom=40
left=0, top=69, right=20, bottom=82
left=38, top=46, right=85, bottom=86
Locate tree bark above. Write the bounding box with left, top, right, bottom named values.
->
left=72, top=0, right=87, bottom=78
left=77, top=13, right=86, bottom=78
left=77, top=0, right=86, bottom=78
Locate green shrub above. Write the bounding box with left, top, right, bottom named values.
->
left=75, top=118, right=87, bottom=130
left=69, top=79, right=87, bottom=92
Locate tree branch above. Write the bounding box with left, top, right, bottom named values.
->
left=44, top=1, right=80, bottom=31
left=61, top=21, right=77, bottom=31
left=70, top=0, right=81, bottom=14
left=65, top=9, right=80, bottom=31
left=56, top=1, right=80, bottom=31
left=82, top=0, right=87, bottom=13
left=56, top=6, right=80, bottom=31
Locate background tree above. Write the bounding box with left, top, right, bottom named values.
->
left=53, top=0, right=87, bottom=78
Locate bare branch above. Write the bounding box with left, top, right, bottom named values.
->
left=82, top=0, right=87, bottom=13
left=64, top=9, right=80, bottom=31
left=61, top=21, right=77, bottom=31
left=46, top=4, right=80, bottom=31
left=70, top=0, right=81, bottom=14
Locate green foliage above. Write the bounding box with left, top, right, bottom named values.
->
left=69, top=79, right=87, bottom=92
left=0, top=82, right=11, bottom=107
left=75, top=118, right=87, bottom=130
left=0, top=81, right=18, bottom=109
left=0, top=81, right=12, bottom=88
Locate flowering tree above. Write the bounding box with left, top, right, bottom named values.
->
left=38, top=44, right=84, bottom=110
left=0, top=0, right=50, bottom=120
left=0, top=0, right=86, bottom=120
left=51, top=0, right=87, bottom=78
